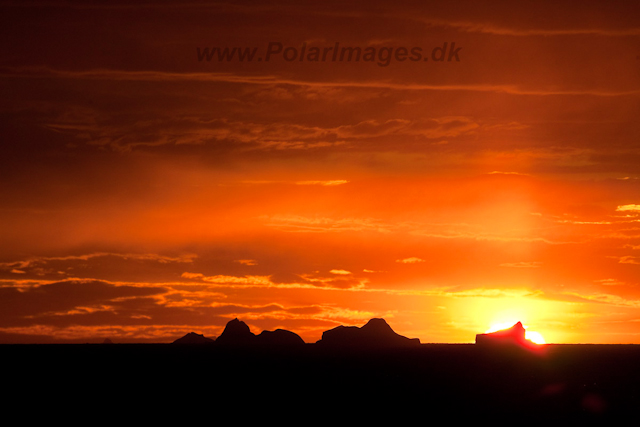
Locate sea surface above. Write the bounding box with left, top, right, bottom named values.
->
left=4, top=343, right=640, bottom=422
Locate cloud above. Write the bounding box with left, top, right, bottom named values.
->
left=181, top=271, right=366, bottom=290
left=555, top=219, right=613, bottom=225
left=396, top=257, right=425, bottom=264
left=425, top=19, right=640, bottom=37
left=0, top=252, right=197, bottom=272
left=0, top=281, right=343, bottom=342
left=260, top=213, right=579, bottom=245
left=488, top=171, right=530, bottom=176
left=617, top=204, right=640, bottom=212
left=421, top=287, right=542, bottom=299
left=605, top=255, right=640, bottom=265
left=6, top=66, right=639, bottom=97
left=295, top=180, right=349, bottom=186
left=261, top=215, right=393, bottom=233
left=562, top=291, right=640, bottom=308
left=0, top=279, right=167, bottom=323
left=249, top=140, right=346, bottom=151
left=595, top=279, right=624, bottom=286
left=5, top=1, right=639, bottom=40
left=240, top=180, right=347, bottom=186
left=52, top=111, right=483, bottom=153
left=410, top=228, right=574, bottom=245
left=500, top=262, right=542, bottom=268
left=332, top=117, right=481, bottom=140
left=235, top=259, right=258, bottom=266
left=296, top=273, right=367, bottom=290
left=181, top=272, right=273, bottom=286
left=618, top=256, right=640, bottom=265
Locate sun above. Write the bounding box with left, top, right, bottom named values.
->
left=525, top=330, right=546, bottom=345
left=485, top=321, right=546, bottom=344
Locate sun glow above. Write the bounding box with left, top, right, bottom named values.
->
left=525, top=331, right=546, bottom=345
left=485, top=322, right=546, bottom=344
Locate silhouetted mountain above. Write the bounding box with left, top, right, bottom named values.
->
left=215, top=318, right=256, bottom=345
left=316, top=318, right=420, bottom=348
left=256, top=329, right=305, bottom=346
left=172, top=332, right=215, bottom=344
left=102, top=338, right=114, bottom=344
left=475, top=322, right=528, bottom=347
left=215, top=318, right=305, bottom=346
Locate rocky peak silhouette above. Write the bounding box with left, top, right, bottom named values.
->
left=215, top=318, right=305, bottom=346
left=475, top=321, right=528, bottom=347
left=173, top=332, right=215, bottom=344
left=316, top=318, right=420, bottom=348
left=361, top=318, right=396, bottom=335
left=256, top=329, right=305, bottom=346
left=215, top=318, right=256, bottom=345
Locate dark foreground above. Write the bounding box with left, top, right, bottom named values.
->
left=4, top=343, right=640, bottom=422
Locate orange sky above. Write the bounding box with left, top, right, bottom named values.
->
left=1, top=0, right=640, bottom=343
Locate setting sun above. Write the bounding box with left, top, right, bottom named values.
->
left=525, top=331, right=546, bottom=345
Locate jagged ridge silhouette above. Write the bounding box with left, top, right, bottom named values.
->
left=172, top=331, right=215, bottom=344
left=476, top=321, right=527, bottom=345
left=173, top=317, right=419, bottom=348
left=316, top=317, right=420, bottom=348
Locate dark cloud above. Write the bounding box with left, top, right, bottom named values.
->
left=0, top=280, right=166, bottom=325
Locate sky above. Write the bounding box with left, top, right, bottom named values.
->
left=1, top=0, right=640, bottom=344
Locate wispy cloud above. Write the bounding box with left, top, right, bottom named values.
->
left=617, top=256, right=640, bottom=265
left=617, top=204, right=640, bottom=212
left=422, top=287, right=543, bottom=299
left=42, top=111, right=487, bottom=153
left=500, top=262, right=542, bottom=268
left=295, top=180, right=349, bottom=186
left=0, top=252, right=197, bottom=272
left=595, top=279, right=625, bottom=286
left=235, top=259, right=258, bottom=266
left=261, top=215, right=393, bottom=233
left=4, top=66, right=639, bottom=97
left=239, top=180, right=347, bottom=186
left=424, top=19, right=640, bottom=37
left=181, top=272, right=273, bottom=286
left=181, top=271, right=366, bottom=290
left=562, top=291, right=640, bottom=308
left=488, top=171, right=530, bottom=176
left=396, top=257, right=425, bottom=264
